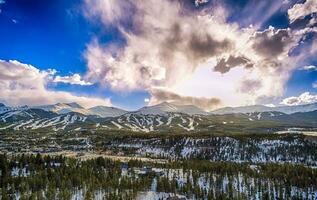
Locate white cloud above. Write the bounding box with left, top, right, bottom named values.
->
left=0, top=60, right=111, bottom=108
left=280, top=92, right=317, bottom=106
left=313, top=81, right=317, bottom=89
left=288, top=0, right=317, bottom=23
left=84, top=0, right=133, bottom=25
left=84, top=0, right=241, bottom=92
left=195, top=0, right=209, bottom=7
left=83, top=0, right=317, bottom=108
left=53, top=73, right=92, bottom=86
left=0, top=0, right=4, bottom=13
left=168, top=64, right=250, bottom=106
left=301, top=65, right=317, bottom=71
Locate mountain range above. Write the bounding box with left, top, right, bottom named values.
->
left=211, top=103, right=317, bottom=114
left=0, top=101, right=316, bottom=133
left=34, top=102, right=127, bottom=117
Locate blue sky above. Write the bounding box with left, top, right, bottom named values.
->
left=0, top=0, right=316, bottom=110
left=0, top=0, right=149, bottom=110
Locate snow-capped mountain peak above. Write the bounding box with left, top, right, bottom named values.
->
left=34, top=102, right=90, bottom=115
left=210, top=102, right=317, bottom=115
left=57, top=102, right=83, bottom=109
left=88, top=106, right=128, bottom=117
left=136, top=102, right=208, bottom=115
left=136, top=102, right=178, bottom=115
left=33, top=102, right=128, bottom=117
left=211, top=105, right=272, bottom=115
left=0, top=103, right=29, bottom=115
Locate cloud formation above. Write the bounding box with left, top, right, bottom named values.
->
left=214, top=55, right=253, bottom=74
left=280, top=92, right=317, bottom=106
left=251, top=27, right=293, bottom=58
left=288, top=0, right=317, bottom=23
left=213, top=23, right=315, bottom=105
left=84, top=0, right=249, bottom=105
left=83, top=0, right=317, bottom=107
left=84, top=0, right=235, bottom=92
left=0, top=60, right=111, bottom=108
left=84, top=0, right=134, bottom=26
left=0, top=0, right=5, bottom=13
left=301, top=65, right=317, bottom=71
left=195, top=0, right=209, bottom=7
left=53, top=74, right=92, bottom=86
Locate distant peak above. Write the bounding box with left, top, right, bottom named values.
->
left=91, top=105, right=110, bottom=109
left=66, top=102, right=83, bottom=108
left=158, top=101, right=172, bottom=106
left=137, top=101, right=207, bottom=115
left=0, top=103, right=5, bottom=107
left=55, top=102, right=83, bottom=108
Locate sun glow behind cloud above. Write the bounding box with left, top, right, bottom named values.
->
left=82, top=0, right=317, bottom=110
left=167, top=63, right=250, bottom=107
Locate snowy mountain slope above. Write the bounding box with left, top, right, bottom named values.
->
left=211, top=105, right=271, bottom=115
left=0, top=103, right=29, bottom=115
left=274, top=103, right=317, bottom=114
left=101, top=113, right=202, bottom=132
left=92, top=111, right=317, bottom=132
left=34, top=102, right=91, bottom=115
left=0, top=108, right=316, bottom=132
left=0, top=101, right=317, bottom=133
left=88, top=106, right=127, bottom=117
left=135, top=102, right=208, bottom=115
left=0, top=109, right=58, bottom=123
left=273, top=110, right=317, bottom=125
left=245, top=111, right=286, bottom=120
left=34, top=103, right=128, bottom=118
left=211, top=102, right=317, bottom=115
left=0, top=109, right=90, bottom=131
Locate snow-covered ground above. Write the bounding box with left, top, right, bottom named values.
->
left=0, top=113, right=87, bottom=131
left=43, top=166, right=317, bottom=200
left=103, top=113, right=203, bottom=132
left=108, top=137, right=317, bottom=166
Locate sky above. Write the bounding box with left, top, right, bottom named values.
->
left=0, top=0, right=316, bottom=110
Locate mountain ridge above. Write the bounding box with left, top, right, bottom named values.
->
left=1, top=107, right=316, bottom=132
left=1, top=101, right=317, bottom=119
left=88, top=106, right=128, bottom=117
left=211, top=102, right=317, bottom=115
left=34, top=102, right=90, bottom=115
left=135, top=102, right=208, bottom=115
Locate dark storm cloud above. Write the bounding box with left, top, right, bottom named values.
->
left=188, top=32, right=232, bottom=59
left=165, top=23, right=182, bottom=48
left=252, top=28, right=292, bottom=58
left=160, top=22, right=233, bottom=62
left=238, top=79, right=262, bottom=94
left=159, top=23, right=183, bottom=61
left=214, top=55, right=254, bottom=74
